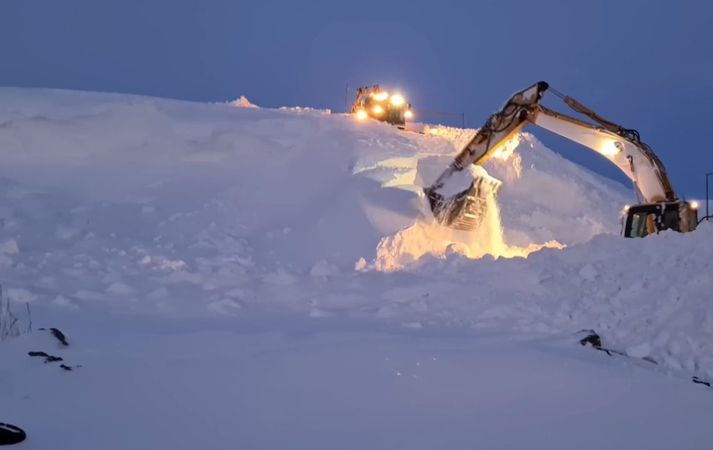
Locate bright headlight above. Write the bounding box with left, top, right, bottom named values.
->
left=404, top=110, right=414, bottom=119
left=390, top=94, right=405, bottom=106
left=601, top=141, right=622, bottom=157
left=373, top=91, right=389, bottom=101
left=372, top=105, right=384, bottom=115
left=691, top=201, right=699, bottom=209
left=355, top=110, right=368, bottom=120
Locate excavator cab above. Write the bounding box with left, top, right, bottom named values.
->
left=623, top=201, right=698, bottom=238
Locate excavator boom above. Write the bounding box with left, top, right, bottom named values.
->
left=424, top=81, right=548, bottom=230
left=425, top=82, right=697, bottom=237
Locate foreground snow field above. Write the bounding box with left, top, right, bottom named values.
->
left=3, top=327, right=713, bottom=450
left=0, top=88, right=711, bottom=448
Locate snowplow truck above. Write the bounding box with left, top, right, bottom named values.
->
left=425, top=81, right=698, bottom=238
left=351, top=85, right=413, bottom=126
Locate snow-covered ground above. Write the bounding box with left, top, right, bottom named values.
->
left=0, top=88, right=711, bottom=449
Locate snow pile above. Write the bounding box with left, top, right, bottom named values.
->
left=364, top=184, right=564, bottom=272
left=368, top=224, right=713, bottom=376
left=1, top=87, right=712, bottom=449
left=279, top=105, right=332, bottom=115
left=230, top=95, right=258, bottom=108
left=0, top=88, right=711, bottom=378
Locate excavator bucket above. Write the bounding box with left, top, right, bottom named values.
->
left=425, top=175, right=502, bottom=231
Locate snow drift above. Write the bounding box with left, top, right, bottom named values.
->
left=0, top=88, right=710, bottom=367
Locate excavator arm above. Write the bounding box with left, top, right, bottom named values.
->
left=531, top=103, right=675, bottom=203
left=426, top=81, right=698, bottom=236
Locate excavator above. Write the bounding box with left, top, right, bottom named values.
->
left=424, top=81, right=698, bottom=238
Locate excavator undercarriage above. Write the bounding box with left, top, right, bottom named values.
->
left=426, top=81, right=698, bottom=238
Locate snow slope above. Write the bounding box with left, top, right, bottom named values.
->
left=1, top=88, right=712, bottom=449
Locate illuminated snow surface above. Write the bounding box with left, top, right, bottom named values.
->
left=0, top=88, right=712, bottom=449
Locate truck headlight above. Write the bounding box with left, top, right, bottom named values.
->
left=390, top=94, right=405, bottom=106
left=355, top=110, right=368, bottom=120
left=372, top=105, right=384, bottom=115
left=373, top=92, right=389, bottom=101
left=404, top=110, right=414, bottom=119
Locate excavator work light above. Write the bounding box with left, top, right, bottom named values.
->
left=601, top=141, right=622, bottom=157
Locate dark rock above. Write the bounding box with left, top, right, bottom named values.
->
left=28, top=351, right=63, bottom=363
left=578, top=330, right=602, bottom=348
left=0, top=422, right=26, bottom=445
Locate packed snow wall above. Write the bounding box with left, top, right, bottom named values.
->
left=0, top=88, right=631, bottom=278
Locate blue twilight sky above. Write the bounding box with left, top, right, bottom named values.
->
left=2, top=0, right=712, bottom=198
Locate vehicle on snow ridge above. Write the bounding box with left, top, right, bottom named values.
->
left=351, top=85, right=413, bottom=126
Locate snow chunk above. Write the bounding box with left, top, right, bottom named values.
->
left=5, top=287, right=36, bottom=303
left=105, top=281, right=135, bottom=296
left=0, top=238, right=19, bottom=255
left=230, top=96, right=258, bottom=108
left=279, top=106, right=331, bottom=115
left=309, top=308, right=332, bottom=318
left=207, top=298, right=242, bottom=316
left=578, top=263, right=598, bottom=281
left=52, top=295, right=78, bottom=309
left=309, top=260, right=339, bottom=278
left=263, top=269, right=297, bottom=286
left=626, top=342, right=653, bottom=359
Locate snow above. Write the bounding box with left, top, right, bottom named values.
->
left=3, top=328, right=713, bottom=450
left=0, top=87, right=712, bottom=448
left=230, top=95, right=258, bottom=108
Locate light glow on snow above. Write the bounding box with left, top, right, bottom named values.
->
left=369, top=155, right=564, bottom=271
left=230, top=95, right=258, bottom=108
left=491, top=140, right=517, bottom=161
left=370, top=207, right=564, bottom=272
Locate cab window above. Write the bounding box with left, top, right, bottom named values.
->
left=628, top=212, right=657, bottom=238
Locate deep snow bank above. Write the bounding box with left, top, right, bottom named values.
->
left=0, top=88, right=629, bottom=275
left=0, top=88, right=711, bottom=380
